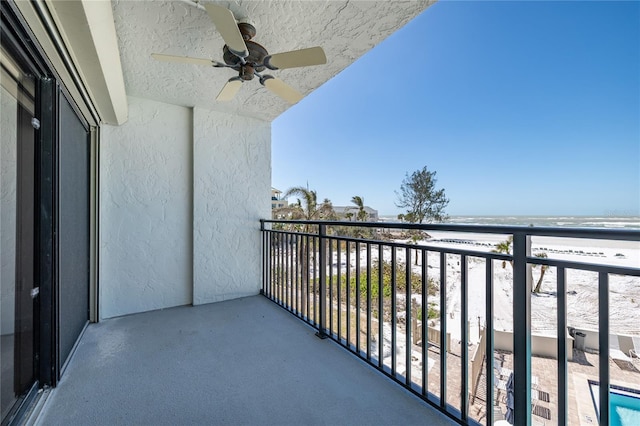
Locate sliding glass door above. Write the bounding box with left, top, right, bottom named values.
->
left=1, top=3, right=94, bottom=422
left=1, top=45, right=38, bottom=423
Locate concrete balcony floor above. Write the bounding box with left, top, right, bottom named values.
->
left=35, top=295, right=454, bottom=425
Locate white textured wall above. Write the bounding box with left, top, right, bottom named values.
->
left=1, top=87, right=17, bottom=334
left=99, top=97, right=270, bottom=318
left=100, top=96, right=192, bottom=319
left=193, top=108, right=270, bottom=304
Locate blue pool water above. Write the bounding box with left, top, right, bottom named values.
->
left=590, top=382, right=640, bottom=426
left=610, top=391, right=640, bottom=426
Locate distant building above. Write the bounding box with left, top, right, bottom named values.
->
left=333, top=206, right=379, bottom=222
left=271, top=188, right=288, bottom=210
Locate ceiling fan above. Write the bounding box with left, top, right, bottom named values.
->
left=151, top=3, right=327, bottom=104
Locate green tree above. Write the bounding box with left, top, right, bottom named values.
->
left=275, top=186, right=335, bottom=224
left=409, top=233, right=422, bottom=266
left=532, top=252, right=549, bottom=293
left=395, top=166, right=449, bottom=223
left=274, top=186, right=335, bottom=314
left=492, top=236, right=513, bottom=269
left=493, top=236, right=549, bottom=293
left=350, top=195, right=368, bottom=222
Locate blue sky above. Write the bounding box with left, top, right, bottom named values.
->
left=272, top=1, right=640, bottom=217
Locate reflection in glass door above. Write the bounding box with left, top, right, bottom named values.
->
left=1, top=46, right=37, bottom=423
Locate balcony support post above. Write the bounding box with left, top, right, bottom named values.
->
left=598, top=272, right=609, bottom=425
left=260, top=220, right=265, bottom=295
left=439, top=252, right=446, bottom=408
left=316, top=224, right=329, bottom=339
left=484, top=258, right=494, bottom=425
left=460, top=254, right=468, bottom=422
left=557, top=267, right=568, bottom=426
left=513, top=232, right=532, bottom=426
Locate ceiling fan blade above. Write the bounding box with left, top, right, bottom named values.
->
left=263, top=47, right=327, bottom=70
left=216, top=78, right=243, bottom=102
left=204, top=4, right=248, bottom=58
left=151, top=53, right=214, bottom=67
left=261, top=76, right=303, bottom=104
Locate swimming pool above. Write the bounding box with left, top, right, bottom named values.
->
left=589, top=381, right=640, bottom=426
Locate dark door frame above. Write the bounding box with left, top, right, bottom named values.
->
left=1, top=4, right=52, bottom=424
left=0, top=4, right=93, bottom=425
left=2, top=0, right=93, bottom=395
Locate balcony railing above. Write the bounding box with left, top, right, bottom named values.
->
left=260, top=219, right=640, bottom=425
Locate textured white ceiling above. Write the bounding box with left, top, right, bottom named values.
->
left=112, top=0, right=433, bottom=122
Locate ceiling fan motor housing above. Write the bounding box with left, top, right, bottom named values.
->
left=222, top=40, right=268, bottom=75
left=237, top=22, right=256, bottom=40
left=151, top=4, right=325, bottom=103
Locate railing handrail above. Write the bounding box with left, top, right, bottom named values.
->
left=260, top=218, right=640, bottom=425
left=261, top=219, right=640, bottom=241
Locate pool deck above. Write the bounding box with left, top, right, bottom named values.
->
left=474, top=349, right=640, bottom=425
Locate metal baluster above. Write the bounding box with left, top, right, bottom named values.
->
left=286, top=233, right=290, bottom=310
left=599, top=272, right=610, bottom=426
left=392, top=247, right=397, bottom=376
left=422, top=248, right=428, bottom=397
left=305, top=235, right=313, bottom=323
left=313, top=234, right=317, bottom=326
left=379, top=244, right=384, bottom=369
left=512, top=232, right=532, bottom=425
left=337, top=240, right=342, bottom=341
left=406, top=247, right=412, bottom=386
left=329, top=238, right=334, bottom=335
left=367, top=243, right=372, bottom=361
left=316, top=224, right=328, bottom=338
left=346, top=241, right=351, bottom=346
left=440, top=252, right=447, bottom=409
left=356, top=241, right=361, bottom=354
left=460, top=254, right=468, bottom=422
left=485, top=258, right=494, bottom=425
left=557, top=267, right=568, bottom=426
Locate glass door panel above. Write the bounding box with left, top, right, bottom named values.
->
left=1, top=45, right=37, bottom=423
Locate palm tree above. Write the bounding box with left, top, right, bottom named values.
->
left=492, top=236, right=513, bottom=269
left=532, top=252, right=549, bottom=293
left=410, top=234, right=421, bottom=266
left=278, top=186, right=334, bottom=223
left=321, top=198, right=338, bottom=221
left=350, top=195, right=368, bottom=222
left=274, top=186, right=335, bottom=315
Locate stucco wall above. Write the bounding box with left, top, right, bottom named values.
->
left=99, top=98, right=270, bottom=318
left=1, top=87, right=17, bottom=335
left=100, top=97, right=192, bottom=318
left=193, top=108, right=270, bottom=305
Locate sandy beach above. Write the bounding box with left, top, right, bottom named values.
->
left=340, top=231, right=640, bottom=341
left=423, top=231, right=639, bottom=338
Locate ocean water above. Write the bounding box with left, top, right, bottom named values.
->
left=380, top=215, right=640, bottom=229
